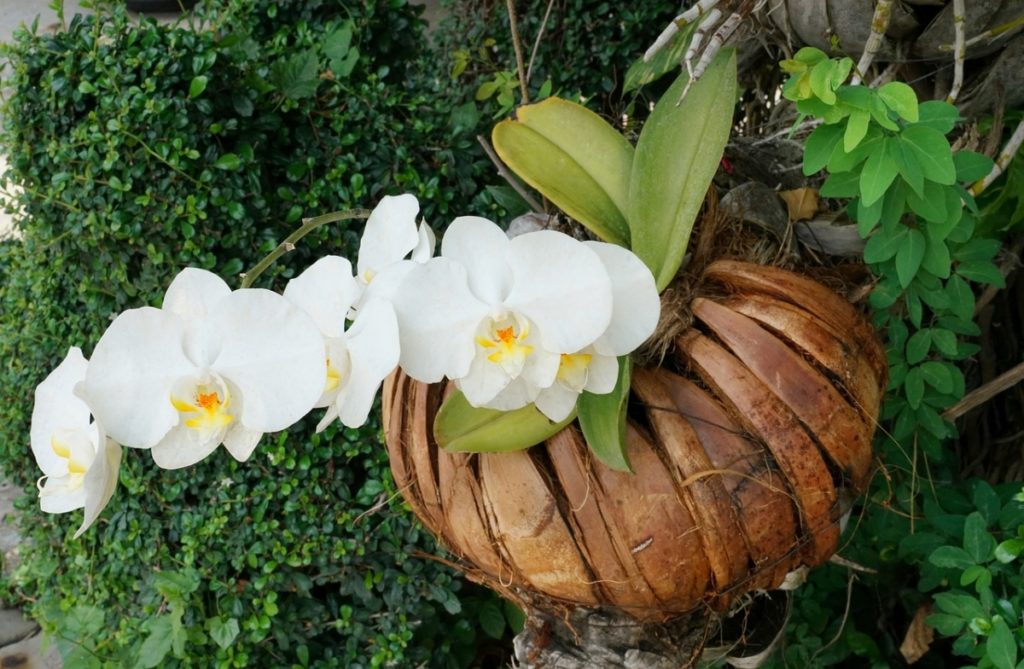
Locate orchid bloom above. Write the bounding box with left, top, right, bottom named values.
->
left=284, top=255, right=400, bottom=431
left=355, top=193, right=435, bottom=304
left=392, top=216, right=614, bottom=409
left=31, top=347, right=121, bottom=537
left=82, top=269, right=326, bottom=469
left=532, top=241, right=660, bottom=421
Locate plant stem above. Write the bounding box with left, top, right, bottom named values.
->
left=970, top=118, right=1024, bottom=196
left=506, top=0, right=530, bottom=104
left=240, top=209, right=370, bottom=288
left=851, top=0, right=893, bottom=86
left=525, top=0, right=556, bottom=86
left=476, top=135, right=545, bottom=212
left=946, top=0, right=966, bottom=103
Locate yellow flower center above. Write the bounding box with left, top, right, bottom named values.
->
left=50, top=434, right=87, bottom=489
left=171, top=384, right=234, bottom=432
left=477, top=319, right=533, bottom=366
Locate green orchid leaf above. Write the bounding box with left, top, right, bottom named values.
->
left=492, top=97, right=633, bottom=246
left=577, top=356, right=632, bottom=472
left=434, top=389, right=575, bottom=453
left=628, top=49, right=737, bottom=290
left=624, top=21, right=698, bottom=93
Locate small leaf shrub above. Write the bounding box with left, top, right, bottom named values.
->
left=0, top=1, right=498, bottom=666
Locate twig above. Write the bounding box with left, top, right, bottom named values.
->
left=851, top=0, right=893, bottom=86
left=644, top=0, right=722, bottom=62
left=240, top=209, right=370, bottom=288
left=476, top=135, right=545, bottom=212
left=946, top=0, right=966, bottom=103
left=505, top=0, right=529, bottom=104
left=943, top=359, right=1024, bottom=420
left=525, top=0, right=556, bottom=86
left=939, top=14, right=1024, bottom=51
left=970, top=118, right=1024, bottom=196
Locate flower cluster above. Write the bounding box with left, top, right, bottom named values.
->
left=30, top=194, right=659, bottom=534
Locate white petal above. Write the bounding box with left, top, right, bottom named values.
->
left=391, top=258, right=488, bottom=383
left=208, top=289, right=326, bottom=432
left=480, top=377, right=538, bottom=412
left=411, top=221, right=436, bottom=263
left=162, top=268, right=232, bottom=320
left=75, top=438, right=122, bottom=538
left=441, top=216, right=513, bottom=305
left=83, top=308, right=196, bottom=449
left=505, top=231, right=613, bottom=353
left=223, top=425, right=263, bottom=462
left=32, top=347, right=90, bottom=476
left=585, top=242, right=660, bottom=356
left=357, top=194, right=420, bottom=279
left=39, top=476, right=87, bottom=514
left=520, top=344, right=561, bottom=391
left=284, top=256, right=361, bottom=338
left=583, top=353, right=620, bottom=395
left=316, top=404, right=341, bottom=433
left=151, top=424, right=221, bottom=469
left=534, top=383, right=580, bottom=422
left=361, top=259, right=415, bottom=305
left=335, top=298, right=400, bottom=428
left=458, top=352, right=514, bottom=407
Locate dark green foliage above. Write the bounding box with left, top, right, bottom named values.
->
left=0, top=1, right=494, bottom=666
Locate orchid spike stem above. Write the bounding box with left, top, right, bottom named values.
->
left=241, top=209, right=371, bottom=288
left=946, top=0, right=966, bottom=104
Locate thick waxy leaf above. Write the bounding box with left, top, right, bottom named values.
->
left=434, top=389, right=574, bottom=453
left=493, top=98, right=633, bottom=245
left=577, top=356, right=632, bottom=472
left=629, top=50, right=737, bottom=290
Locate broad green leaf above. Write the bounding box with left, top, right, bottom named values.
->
left=628, top=50, right=736, bottom=290
left=957, top=260, right=1005, bottom=287
left=878, top=81, right=919, bottom=122
left=995, top=538, right=1024, bottom=563
left=624, top=21, right=697, bottom=93
left=493, top=97, right=633, bottom=246
left=905, top=329, right=931, bottom=365
left=954, top=238, right=1001, bottom=262
left=896, top=228, right=926, bottom=287
left=879, top=181, right=908, bottom=231
left=844, top=110, right=870, bottom=152
left=931, top=328, right=958, bottom=356
left=269, top=49, right=320, bottom=100
left=890, top=137, right=925, bottom=197
left=324, top=21, right=353, bottom=74
left=954, top=150, right=994, bottom=182
left=577, top=356, right=632, bottom=472
left=920, top=360, right=954, bottom=394
left=869, top=94, right=900, bottom=131
left=860, top=140, right=899, bottom=206
left=828, top=128, right=880, bottom=172
left=802, top=123, right=843, bottom=175
left=904, top=366, right=924, bottom=409
left=916, top=100, right=960, bottom=134
left=929, top=545, right=976, bottom=570
left=900, top=126, right=956, bottom=185
left=931, top=187, right=966, bottom=240
left=214, top=153, right=241, bottom=171
left=916, top=404, right=951, bottom=439
left=864, top=226, right=906, bottom=264
left=820, top=171, right=860, bottom=198
left=434, top=390, right=575, bottom=453
left=906, top=180, right=948, bottom=223
left=153, top=570, right=200, bottom=600
left=809, top=59, right=838, bottom=104
left=869, top=278, right=902, bottom=309
left=188, top=75, right=207, bottom=98
left=208, top=616, right=240, bottom=650
left=925, top=613, right=966, bottom=636
left=136, top=616, right=174, bottom=669
left=921, top=231, right=951, bottom=279
left=963, top=512, right=996, bottom=563
left=478, top=600, right=506, bottom=639
left=856, top=195, right=883, bottom=236
left=988, top=617, right=1018, bottom=669
left=946, top=274, right=975, bottom=321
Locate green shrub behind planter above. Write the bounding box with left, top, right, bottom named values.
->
left=0, top=2, right=491, bottom=667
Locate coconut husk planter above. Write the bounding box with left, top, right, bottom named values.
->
left=382, top=210, right=887, bottom=665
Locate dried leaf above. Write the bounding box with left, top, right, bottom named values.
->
left=899, top=603, right=935, bottom=664
left=779, top=187, right=820, bottom=222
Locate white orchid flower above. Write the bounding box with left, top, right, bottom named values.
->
left=31, top=347, right=122, bottom=538
left=284, top=256, right=400, bottom=431
left=82, top=269, right=326, bottom=469
left=532, top=241, right=660, bottom=421
left=392, top=216, right=614, bottom=408
left=354, top=194, right=435, bottom=304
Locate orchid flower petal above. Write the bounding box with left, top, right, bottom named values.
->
left=284, top=256, right=361, bottom=338
left=479, top=376, right=538, bottom=412
left=411, top=221, right=436, bottom=263
left=361, top=259, right=415, bottom=305
left=334, top=298, right=400, bottom=428
left=75, top=438, right=122, bottom=538
left=534, top=382, right=580, bottom=422
left=31, top=347, right=91, bottom=476
left=583, top=352, right=620, bottom=394
left=162, top=268, right=232, bottom=321
left=457, top=350, right=516, bottom=406
left=207, top=289, right=326, bottom=432
left=357, top=194, right=420, bottom=281
left=505, top=231, right=613, bottom=353
left=585, top=241, right=660, bottom=356
left=39, top=478, right=87, bottom=514
left=83, top=307, right=195, bottom=449
left=441, top=216, right=513, bottom=305
left=223, top=424, right=263, bottom=462
left=392, top=258, right=488, bottom=383
left=151, top=424, right=222, bottom=469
